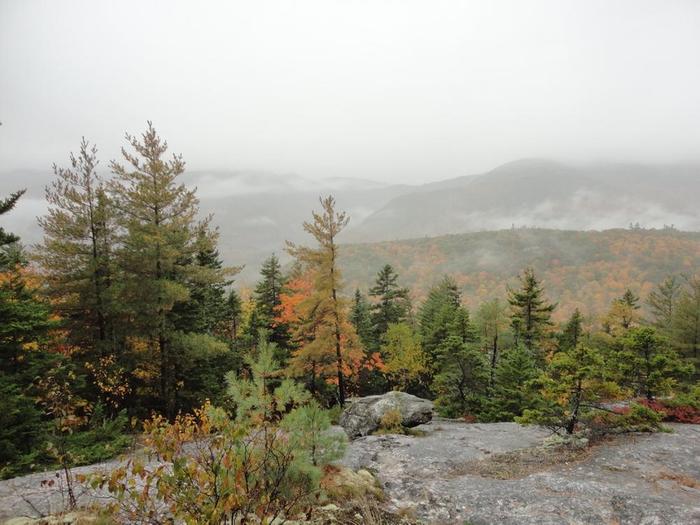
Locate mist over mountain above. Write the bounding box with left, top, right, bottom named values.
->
left=3, top=159, right=699, bottom=283
left=183, top=171, right=412, bottom=280
left=345, top=159, right=700, bottom=242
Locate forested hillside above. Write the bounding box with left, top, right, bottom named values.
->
left=341, top=228, right=700, bottom=321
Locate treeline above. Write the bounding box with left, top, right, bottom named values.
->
left=1, top=125, right=239, bottom=478
left=1, top=124, right=699, bottom=482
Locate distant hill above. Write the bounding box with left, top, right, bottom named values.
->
left=340, top=228, right=700, bottom=322
left=346, top=160, right=700, bottom=242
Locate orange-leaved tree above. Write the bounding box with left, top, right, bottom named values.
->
left=285, top=196, right=365, bottom=405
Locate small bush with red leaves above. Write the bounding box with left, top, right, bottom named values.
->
left=638, top=399, right=700, bottom=424
left=632, top=385, right=700, bottom=424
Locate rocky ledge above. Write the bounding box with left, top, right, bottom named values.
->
left=340, top=419, right=700, bottom=524
left=1, top=418, right=699, bottom=524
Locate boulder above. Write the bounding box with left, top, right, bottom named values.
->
left=339, top=391, right=433, bottom=439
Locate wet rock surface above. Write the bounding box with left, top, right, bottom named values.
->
left=339, top=391, right=434, bottom=439
left=2, top=421, right=699, bottom=524
left=340, top=419, right=700, bottom=524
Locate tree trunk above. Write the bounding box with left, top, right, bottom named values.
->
left=566, top=379, right=583, bottom=434
left=329, top=233, right=345, bottom=406
left=489, top=333, right=498, bottom=391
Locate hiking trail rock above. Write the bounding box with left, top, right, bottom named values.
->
left=340, top=419, right=700, bottom=524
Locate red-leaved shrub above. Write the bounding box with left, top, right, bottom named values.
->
left=638, top=399, right=700, bottom=424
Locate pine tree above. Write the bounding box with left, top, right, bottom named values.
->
left=604, top=288, right=641, bottom=334
left=109, top=122, right=228, bottom=417
left=369, top=264, right=410, bottom=346
left=518, top=343, right=622, bottom=434
left=617, top=326, right=692, bottom=400
left=559, top=309, right=584, bottom=353
left=418, top=276, right=462, bottom=368
left=37, top=139, right=115, bottom=357
left=0, top=190, right=25, bottom=252
left=507, top=267, right=556, bottom=358
left=172, top=238, right=234, bottom=336
left=1, top=192, right=56, bottom=374
left=250, top=254, right=289, bottom=350
left=418, top=282, right=484, bottom=415
left=434, top=335, right=488, bottom=418
left=0, top=192, right=58, bottom=476
left=672, top=275, right=700, bottom=371
left=482, top=344, right=539, bottom=421
left=286, top=196, right=362, bottom=406
left=647, top=276, right=681, bottom=332
left=347, top=288, right=386, bottom=393
left=350, top=288, right=373, bottom=350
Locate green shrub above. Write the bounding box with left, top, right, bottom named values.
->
left=667, top=384, right=700, bottom=409
left=587, top=403, right=664, bottom=435
left=618, top=403, right=664, bottom=432
left=0, top=376, right=49, bottom=479
left=90, top=339, right=346, bottom=524
left=62, top=404, right=132, bottom=466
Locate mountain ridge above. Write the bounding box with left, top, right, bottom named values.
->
left=346, top=159, right=700, bottom=242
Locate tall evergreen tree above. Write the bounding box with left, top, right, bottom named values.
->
left=418, top=276, right=463, bottom=367
left=350, top=289, right=374, bottom=352
left=109, top=122, right=228, bottom=417
left=673, top=275, right=700, bottom=373
left=419, top=277, right=482, bottom=403
left=434, top=334, right=488, bottom=418
left=1, top=210, right=55, bottom=375
left=647, top=276, right=681, bottom=332
left=485, top=344, right=539, bottom=421
left=559, top=309, right=584, bottom=353
left=369, top=264, right=410, bottom=346
left=172, top=237, right=236, bottom=336
left=37, top=139, right=115, bottom=357
left=0, top=192, right=58, bottom=476
left=507, top=267, right=556, bottom=358
left=616, top=326, right=692, bottom=400
left=250, top=254, right=289, bottom=349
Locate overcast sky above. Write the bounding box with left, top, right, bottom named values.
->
left=1, top=0, right=699, bottom=184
